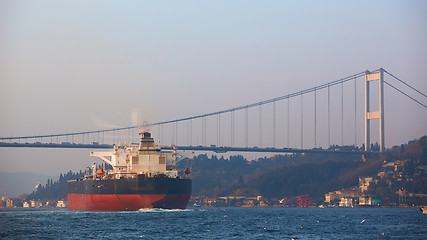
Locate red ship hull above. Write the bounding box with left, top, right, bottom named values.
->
left=67, top=176, right=192, bottom=211
left=67, top=193, right=191, bottom=211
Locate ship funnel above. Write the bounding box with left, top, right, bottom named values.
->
left=143, top=132, right=151, bottom=139
left=138, top=130, right=158, bottom=155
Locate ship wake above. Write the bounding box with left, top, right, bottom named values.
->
left=137, top=208, right=193, bottom=213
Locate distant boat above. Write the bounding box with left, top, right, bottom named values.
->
left=420, top=206, right=427, bottom=214
left=193, top=203, right=201, bottom=208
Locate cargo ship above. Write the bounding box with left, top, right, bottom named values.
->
left=67, top=130, right=191, bottom=211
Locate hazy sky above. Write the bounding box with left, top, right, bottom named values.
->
left=1, top=0, right=426, bottom=176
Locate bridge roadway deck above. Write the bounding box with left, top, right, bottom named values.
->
left=0, top=142, right=375, bottom=155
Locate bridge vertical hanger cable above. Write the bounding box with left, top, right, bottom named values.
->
left=230, top=111, right=232, bottom=146
left=161, top=124, right=164, bottom=145
left=231, top=110, right=234, bottom=147
left=259, top=104, right=262, bottom=148
left=218, top=114, right=221, bottom=146
left=301, top=93, right=303, bottom=149
left=176, top=122, right=178, bottom=145
left=189, top=120, right=191, bottom=146
left=354, top=77, right=357, bottom=146
left=172, top=122, right=175, bottom=145
left=314, top=88, right=317, bottom=148
left=273, top=101, right=276, bottom=148
left=341, top=80, right=344, bottom=146
left=202, top=117, right=204, bottom=146
left=328, top=84, right=331, bottom=148
left=245, top=107, right=248, bottom=147
left=201, top=117, right=204, bottom=146
left=287, top=98, right=290, bottom=148
left=187, top=120, right=190, bottom=146
left=217, top=114, right=219, bottom=146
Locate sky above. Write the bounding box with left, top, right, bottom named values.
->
left=1, top=0, right=427, bottom=178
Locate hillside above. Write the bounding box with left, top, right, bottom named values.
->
left=0, top=172, right=56, bottom=198
left=26, top=170, right=84, bottom=201
left=222, top=158, right=383, bottom=199
left=178, top=150, right=366, bottom=197
left=179, top=136, right=427, bottom=203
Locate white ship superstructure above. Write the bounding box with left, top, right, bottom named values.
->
left=90, top=131, right=178, bottom=178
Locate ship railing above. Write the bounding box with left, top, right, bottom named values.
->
left=115, top=172, right=138, bottom=179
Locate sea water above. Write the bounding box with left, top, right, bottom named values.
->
left=0, top=207, right=425, bottom=239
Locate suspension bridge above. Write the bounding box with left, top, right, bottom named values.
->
left=1, top=68, right=426, bottom=155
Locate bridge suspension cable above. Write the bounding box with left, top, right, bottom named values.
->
left=0, top=125, right=139, bottom=141
left=384, top=70, right=427, bottom=98
left=0, top=70, right=369, bottom=141
left=384, top=81, right=427, bottom=109
left=149, top=71, right=368, bottom=127
left=1, top=68, right=403, bottom=144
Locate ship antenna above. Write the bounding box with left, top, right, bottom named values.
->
left=138, top=121, right=149, bottom=135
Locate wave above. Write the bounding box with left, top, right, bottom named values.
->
left=137, top=208, right=193, bottom=213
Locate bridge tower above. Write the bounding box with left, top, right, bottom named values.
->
left=365, top=68, right=385, bottom=152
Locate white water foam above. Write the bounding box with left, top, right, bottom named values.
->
left=137, top=208, right=193, bottom=213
